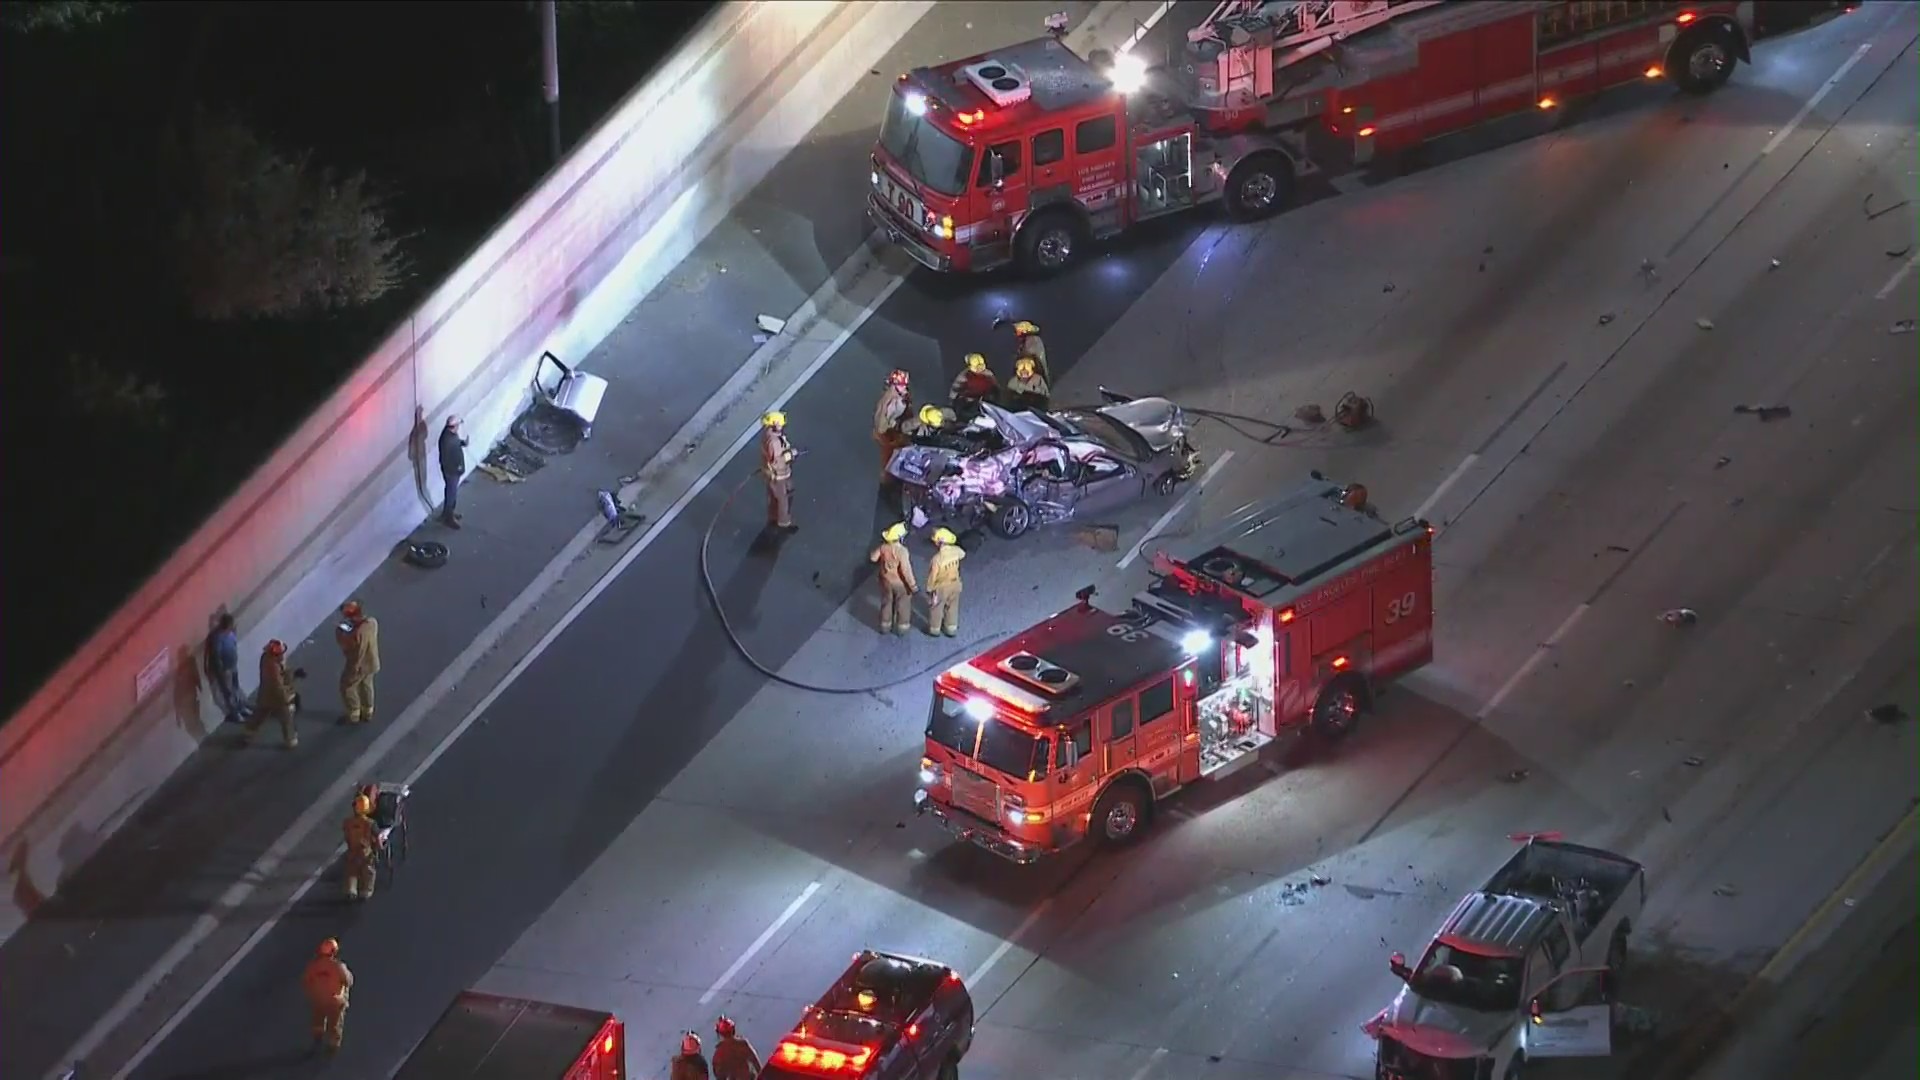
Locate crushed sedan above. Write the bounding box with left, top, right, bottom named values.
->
left=887, top=392, right=1203, bottom=540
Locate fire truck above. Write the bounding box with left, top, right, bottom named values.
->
left=912, top=474, right=1435, bottom=863
left=868, top=1, right=1754, bottom=275
left=392, top=991, right=625, bottom=1079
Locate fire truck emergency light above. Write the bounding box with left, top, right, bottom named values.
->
left=904, top=91, right=928, bottom=116
left=964, top=697, right=996, bottom=721
left=1181, top=630, right=1213, bottom=654
left=1110, top=51, right=1148, bottom=94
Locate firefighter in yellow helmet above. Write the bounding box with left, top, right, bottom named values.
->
left=342, top=793, right=379, bottom=901
left=1006, top=356, right=1051, bottom=413
left=924, top=528, right=967, bottom=637
left=712, top=1016, right=761, bottom=1080
left=671, top=1031, right=711, bottom=1080
left=302, top=938, right=354, bottom=1053
left=335, top=601, right=380, bottom=725
left=903, top=402, right=955, bottom=441
left=870, top=522, right=919, bottom=636
left=760, top=411, right=797, bottom=532
left=873, top=369, right=912, bottom=483
left=244, top=639, right=300, bottom=749
left=950, top=353, right=998, bottom=408
left=1012, top=320, right=1050, bottom=382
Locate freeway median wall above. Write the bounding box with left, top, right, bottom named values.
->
left=0, top=0, right=933, bottom=945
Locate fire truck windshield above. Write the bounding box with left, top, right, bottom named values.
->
left=1409, top=943, right=1523, bottom=1013
left=879, top=89, right=973, bottom=198
left=927, top=693, right=1046, bottom=779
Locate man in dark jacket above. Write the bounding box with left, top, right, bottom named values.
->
left=711, top=1016, right=761, bottom=1080
left=670, top=1032, right=711, bottom=1080
left=202, top=612, right=247, bottom=724
left=438, top=415, right=469, bottom=528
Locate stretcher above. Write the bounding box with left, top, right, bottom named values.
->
left=359, top=781, right=412, bottom=875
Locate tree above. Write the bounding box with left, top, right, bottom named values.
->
left=163, top=110, right=407, bottom=322
left=0, top=0, right=131, bottom=33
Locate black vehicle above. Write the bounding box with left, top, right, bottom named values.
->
left=761, top=950, right=974, bottom=1080
left=888, top=392, right=1202, bottom=541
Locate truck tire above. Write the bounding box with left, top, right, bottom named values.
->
left=1310, top=677, right=1364, bottom=741
left=1091, top=780, right=1150, bottom=847
left=1673, top=25, right=1737, bottom=94
left=1223, top=151, right=1294, bottom=222
left=987, top=499, right=1034, bottom=539
left=1015, top=210, right=1086, bottom=275
left=1607, top=925, right=1631, bottom=983
left=937, top=1057, right=960, bottom=1080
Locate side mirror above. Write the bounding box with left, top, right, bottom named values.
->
left=989, top=153, right=1006, bottom=188
left=1388, top=952, right=1410, bottom=981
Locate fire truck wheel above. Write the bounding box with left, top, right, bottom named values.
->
left=987, top=500, right=1034, bottom=539
left=1092, top=781, right=1150, bottom=846
left=1015, top=211, right=1086, bottom=275
left=1223, top=151, right=1294, bottom=222
left=1310, top=678, right=1364, bottom=741
left=1673, top=26, right=1737, bottom=94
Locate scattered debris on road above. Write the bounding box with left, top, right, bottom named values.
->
left=1683, top=755, right=1705, bottom=767
left=1712, top=884, right=1738, bottom=898
left=1887, top=244, right=1912, bottom=258
left=756, top=313, right=787, bottom=335
left=1864, top=192, right=1909, bottom=220
left=1502, top=768, right=1531, bottom=783
left=1890, top=319, right=1916, bottom=335
left=1867, top=703, right=1909, bottom=724
left=1293, top=402, right=1326, bottom=424
left=1334, top=391, right=1376, bottom=430
left=1382, top=281, right=1396, bottom=293
left=1768, top=258, right=1781, bottom=270
left=1072, top=524, right=1120, bottom=552
left=1714, top=456, right=1731, bottom=469
left=1695, top=317, right=1715, bottom=331
left=1733, top=404, right=1792, bottom=421
left=1606, top=544, right=1632, bottom=553
left=1598, top=312, right=1616, bottom=325
left=1659, top=608, right=1699, bottom=627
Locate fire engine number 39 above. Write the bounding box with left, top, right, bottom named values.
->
left=1385, top=592, right=1418, bottom=624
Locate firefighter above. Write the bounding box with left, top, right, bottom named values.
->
left=244, top=639, right=299, bottom=749
left=335, top=601, right=380, bottom=725
left=760, top=411, right=797, bottom=532
left=1012, top=320, right=1050, bottom=382
left=1005, top=356, right=1050, bottom=413
left=302, top=938, right=354, bottom=1053
left=903, top=403, right=953, bottom=441
left=873, top=369, right=912, bottom=483
left=342, top=794, right=379, bottom=901
left=870, top=522, right=918, bottom=636
left=924, top=528, right=966, bottom=638
left=670, top=1031, right=711, bottom=1080
left=711, top=1016, right=762, bottom=1080
left=949, top=353, right=998, bottom=408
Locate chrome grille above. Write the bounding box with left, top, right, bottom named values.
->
left=950, top=768, right=999, bottom=820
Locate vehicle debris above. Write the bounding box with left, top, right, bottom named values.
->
left=1072, top=524, right=1120, bottom=552
left=1768, top=258, right=1781, bottom=270
left=1733, top=404, right=1792, bottom=421
left=1597, top=312, right=1616, bottom=325
left=1867, top=703, right=1909, bottom=724
left=1864, top=192, right=1910, bottom=220
left=1293, top=403, right=1326, bottom=425
left=756, top=313, right=787, bottom=335
left=1712, top=884, right=1738, bottom=898
left=1695, top=317, right=1715, bottom=331
left=1382, top=282, right=1396, bottom=293
left=1683, top=755, right=1705, bottom=767
left=1333, top=392, right=1376, bottom=430
left=1501, top=768, right=1531, bottom=783
left=1659, top=608, right=1699, bottom=626
left=1606, top=544, right=1632, bottom=553
left=1887, top=245, right=1912, bottom=258
left=1714, top=455, right=1732, bottom=469
left=1890, top=319, right=1916, bottom=335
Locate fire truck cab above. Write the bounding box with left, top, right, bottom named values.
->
left=913, top=474, right=1435, bottom=863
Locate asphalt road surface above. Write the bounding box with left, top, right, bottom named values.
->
left=125, top=4, right=1918, bottom=1079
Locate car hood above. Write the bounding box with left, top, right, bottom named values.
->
left=1375, top=985, right=1514, bottom=1059
left=1095, top=397, right=1188, bottom=453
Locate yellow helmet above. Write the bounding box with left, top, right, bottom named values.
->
left=918, top=404, right=945, bottom=427
left=964, top=353, right=987, bottom=373
left=882, top=522, right=908, bottom=542
left=353, top=794, right=372, bottom=816
left=317, top=938, right=339, bottom=958
left=1013, top=320, right=1040, bottom=336
left=932, top=527, right=958, bottom=546
left=1014, top=357, right=1037, bottom=379
left=761, top=410, right=786, bottom=429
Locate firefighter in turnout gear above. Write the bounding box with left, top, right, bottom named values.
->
left=302, top=938, right=354, bottom=1053
left=244, top=639, right=299, bottom=749
left=335, top=601, right=380, bottom=725
left=711, top=1016, right=762, bottom=1080
left=949, top=353, right=998, bottom=408
left=1012, top=320, right=1050, bottom=382
left=873, top=369, right=912, bottom=482
left=925, top=528, right=966, bottom=637
left=342, top=794, right=379, bottom=901
left=671, top=1031, right=711, bottom=1080
left=903, top=403, right=954, bottom=441
left=870, top=523, right=918, bottom=636
left=1005, top=356, right=1050, bottom=412
left=760, top=411, right=797, bottom=531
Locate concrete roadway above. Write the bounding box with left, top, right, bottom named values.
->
left=130, top=4, right=1917, bottom=1079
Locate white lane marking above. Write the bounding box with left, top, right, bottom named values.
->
left=1413, top=454, right=1479, bottom=522
left=1117, top=450, right=1236, bottom=569
left=1476, top=603, right=1589, bottom=720
left=1875, top=253, right=1918, bottom=301
left=699, top=881, right=823, bottom=1005
left=1761, top=42, right=1873, bottom=156
left=1126, top=1047, right=1171, bottom=1080
left=1120, top=0, right=1178, bottom=52
left=967, top=897, right=1055, bottom=988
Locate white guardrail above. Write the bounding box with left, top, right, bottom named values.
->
left=0, top=0, right=935, bottom=945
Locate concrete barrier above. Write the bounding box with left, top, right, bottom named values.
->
left=0, top=0, right=932, bottom=943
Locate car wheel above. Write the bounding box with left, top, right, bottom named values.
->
left=1015, top=211, right=1085, bottom=276
left=1091, top=782, right=1149, bottom=847
left=1224, top=151, right=1294, bottom=222
left=1607, top=926, right=1630, bottom=986
left=1674, top=27, right=1736, bottom=94
left=988, top=500, right=1033, bottom=539
left=1311, top=677, right=1363, bottom=741
left=1154, top=471, right=1180, bottom=497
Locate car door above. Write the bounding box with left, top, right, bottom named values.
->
left=1075, top=452, right=1141, bottom=514
left=1525, top=967, right=1615, bottom=1059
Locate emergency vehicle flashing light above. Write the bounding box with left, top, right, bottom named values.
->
left=1645, top=65, right=1664, bottom=79
left=1675, top=11, right=1698, bottom=24
left=963, top=697, right=995, bottom=721
left=1356, top=126, right=1377, bottom=138
left=903, top=91, right=927, bottom=116
left=1537, top=97, right=1558, bottom=110
left=1110, top=51, right=1148, bottom=94
left=1180, top=630, right=1213, bottom=654
left=775, top=1037, right=876, bottom=1075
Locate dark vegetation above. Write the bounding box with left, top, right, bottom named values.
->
left=0, top=0, right=715, bottom=717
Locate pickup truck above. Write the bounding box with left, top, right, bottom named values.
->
left=1365, top=837, right=1646, bottom=1080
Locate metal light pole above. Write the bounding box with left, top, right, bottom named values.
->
left=539, top=0, right=562, bottom=165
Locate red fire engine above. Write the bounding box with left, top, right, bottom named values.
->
left=869, top=1, right=1753, bottom=275
left=912, top=474, right=1435, bottom=863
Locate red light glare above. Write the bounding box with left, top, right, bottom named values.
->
left=602, top=1033, right=615, bottom=1054
left=1277, top=608, right=1297, bottom=624
left=1357, top=126, right=1376, bottom=138
left=1331, top=656, right=1350, bottom=670
left=907, top=1023, right=921, bottom=1038
left=1675, top=11, right=1696, bottom=23
left=775, top=1039, right=876, bottom=1074
left=1537, top=97, right=1558, bottom=110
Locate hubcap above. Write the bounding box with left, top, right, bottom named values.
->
left=1689, top=42, right=1729, bottom=81
left=1105, top=800, right=1138, bottom=838
left=1320, top=690, right=1357, bottom=731
left=1239, top=171, right=1278, bottom=209
left=1037, top=229, right=1073, bottom=268
left=1004, top=505, right=1030, bottom=533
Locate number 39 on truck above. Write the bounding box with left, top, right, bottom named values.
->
left=912, top=475, right=1435, bottom=863
left=868, top=1, right=1753, bottom=275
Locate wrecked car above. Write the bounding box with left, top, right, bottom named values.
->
left=887, top=391, right=1202, bottom=539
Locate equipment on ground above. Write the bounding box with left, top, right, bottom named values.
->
left=869, top=2, right=1753, bottom=274
left=912, top=473, right=1435, bottom=862
left=392, top=991, right=625, bottom=1080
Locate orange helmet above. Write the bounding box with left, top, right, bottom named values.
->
left=341, top=601, right=363, bottom=620
left=353, top=794, right=373, bottom=817
left=886, top=369, right=909, bottom=390
left=317, top=938, right=339, bottom=958
left=266, top=639, right=288, bottom=656
left=715, top=1016, right=737, bottom=1037
left=681, top=1032, right=702, bottom=1056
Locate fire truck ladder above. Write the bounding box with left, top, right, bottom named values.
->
left=1186, top=0, right=1449, bottom=109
